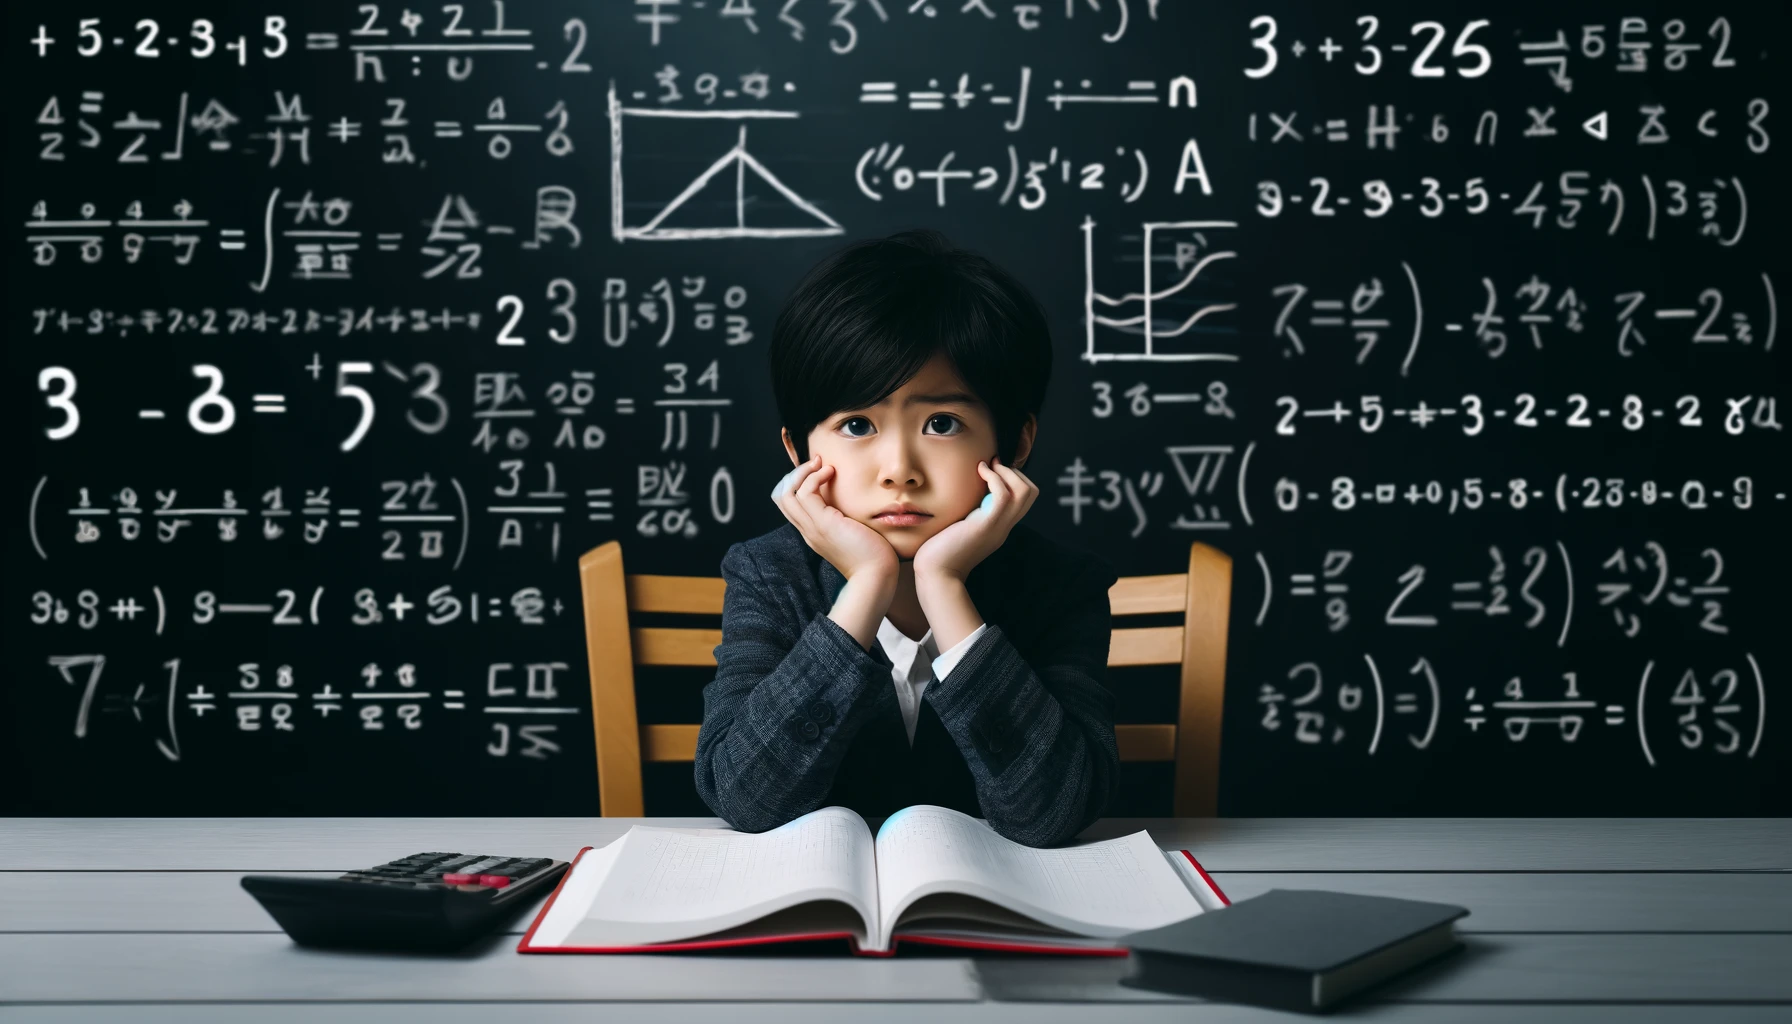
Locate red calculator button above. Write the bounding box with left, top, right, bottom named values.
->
left=443, top=872, right=477, bottom=884
left=479, top=874, right=512, bottom=888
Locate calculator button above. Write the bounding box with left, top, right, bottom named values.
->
left=443, top=872, right=478, bottom=884
left=454, top=883, right=491, bottom=892
left=457, top=857, right=507, bottom=875
left=478, top=875, right=512, bottom=888
left=433, top=855, right=480, bottom=871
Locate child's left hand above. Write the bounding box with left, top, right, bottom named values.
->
left=912, top=455, right=1038, bottom=583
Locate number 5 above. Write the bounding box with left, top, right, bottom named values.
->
left=336, top=361, right=375, bottom=451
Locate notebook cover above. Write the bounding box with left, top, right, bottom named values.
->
left=1120, top=888, right=1468, bottom=972
left=516, top=845, right=1229, bottom=957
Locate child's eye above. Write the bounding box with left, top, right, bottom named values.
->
left=838, top=416, right=874, bottom=438
left=923, top=414, right=963, bottom=435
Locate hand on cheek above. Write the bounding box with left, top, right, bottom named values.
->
left=914, top=455, right=1037, bottom=582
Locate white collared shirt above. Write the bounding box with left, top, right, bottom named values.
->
left=875, top=618, right=989, bottom=745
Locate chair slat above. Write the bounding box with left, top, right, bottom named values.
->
left=642, top=724, right=698, bottom=762
left=1108, top=574, right=1187, bottom=616
left=1108, top=625, right=1184, bottom=666
left=641, top=723, right=1177, bottom=763
left=627, top=574, right=726, bottom=615
left=631, top=627, right=723, bottom=666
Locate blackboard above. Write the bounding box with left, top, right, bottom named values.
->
left=7, top=0, right=1784, bottom=814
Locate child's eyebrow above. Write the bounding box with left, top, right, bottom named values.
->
left=901, top=391, right=981, bottom=407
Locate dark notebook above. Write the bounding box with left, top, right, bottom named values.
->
left=1118, top=889, right=1468, bottom=1013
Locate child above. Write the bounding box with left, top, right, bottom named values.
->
left=694, top=229, right=1121, bottom=848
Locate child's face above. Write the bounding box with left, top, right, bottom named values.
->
left=786, top=353, right=1000, bottom=562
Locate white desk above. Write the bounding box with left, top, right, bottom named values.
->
left=4, top=817, right=1789, bottom=1022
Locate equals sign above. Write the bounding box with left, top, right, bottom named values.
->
left=376, top=232, right=403, bottom=251
left=1449, top=581, right=1484, bottom=611
left=586, top=487, right=614, bottom=522
left=305, top=32, right=340, bottom=49
left=615, top=398, right=635, bottom=415
left=219, top=229, right=246, bottom=251
left=1288, top=573, right=1315, bottom=596
left=1324, top=120, right=1347, bottom=141
left=1604, top=704, right=1627, bottom=725
left=1393, top=694, right=1419, bottom=714
left=252, top=393, right=286, bottom=413
left=443, top=689, right=466, bottom=710
left=338, top=507, right=362, bottom=528
left=434, top=121, right=464, bottom=138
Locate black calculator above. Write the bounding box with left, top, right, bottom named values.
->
left=242, top=851, right=569, bottom=951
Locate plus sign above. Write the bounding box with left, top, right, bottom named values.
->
left=1410, top=401, right=1437, bottom=428
left=387, top=592, right=415, bottom=620
left=1290, top=39, right=1307, bottom=58
left=1319, top=37, right=1342, bottom=61
left=32, top=25, right=56, bottom=56
left=306, top=352, right=322, bottom=380
left=552, top=598, right=565, bottom=616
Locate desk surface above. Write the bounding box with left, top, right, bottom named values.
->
left=4, top=817, right=1789, bottom=1023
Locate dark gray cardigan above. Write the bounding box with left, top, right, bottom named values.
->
left=694, top=519, right=1121, bottom=847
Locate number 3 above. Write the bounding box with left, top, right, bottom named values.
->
left=1245, top=16, right=1278, bottom=78
left=39, top=367, right=80, bottom=440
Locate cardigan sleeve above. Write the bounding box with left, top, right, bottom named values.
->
left=921, top=555, right=1122, bottom=848
left=693, top=541, right=892, bottom=832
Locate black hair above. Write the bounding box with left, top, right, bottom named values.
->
left=768, top=228, right=1052, bottom=465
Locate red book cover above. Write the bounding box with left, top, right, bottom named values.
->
left=516, top=843, right=1229, bottom=957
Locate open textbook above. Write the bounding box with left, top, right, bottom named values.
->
left=518, top=804, right=1230, bottom=956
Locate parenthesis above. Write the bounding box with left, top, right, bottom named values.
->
left=251, top=186, right=278, bottom=293
left=309, top=585, right=323, bottom=625
left=1721, top=177, right=1746, bottom=248
left=1410, top=656, right=1440, bottom=751
left=1641, top=174, right=1657, bottom=240
left=452, top=476, right=470, bottom=572
left=1556, top=473, right=1567, bottom=513
left=1124, top=149, right=1148, bottom=203
left=1101, top=0, right=1126, bottom=43
left=1400, top=261, right=1422, bottom=378
left=1763, top=273, right=1778, bottom=352
left=1555, top=539, right=1574, bottom=648
left=1636, top=659, right=1655, bottom=766
left=153, top=586, right=165, bottom=636
left=29, top=475, right=47, bottom=561
left=853, top=148, right=882, bottom=201
left=1253, top=551, right=1272, bottom=627
left=1363, top=653, right=1385, bottom=756
left=997, top=145, right=1019, bottom=206
left=1238, top=441, right=1256, bottom=526
left=1746, top=652, right=1764, bottom=759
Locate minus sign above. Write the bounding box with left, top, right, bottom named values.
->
left=536, top=61, right=548, bottom=69
left=139, top=410, right=166, bottom=419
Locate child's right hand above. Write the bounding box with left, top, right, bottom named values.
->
left=771, top=455, right=900, bottom=585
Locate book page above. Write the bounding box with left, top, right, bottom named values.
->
left=528, top=824, right=766, bottom=947
left=872, top=805, right=1203, bottom=949
left=543, top=805, right=880, bottom=948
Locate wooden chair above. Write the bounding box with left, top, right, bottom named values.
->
left=578, top=540, right=1231, bottom=818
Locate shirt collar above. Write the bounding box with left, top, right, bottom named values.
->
left=876, top=617, right=938, bottom=681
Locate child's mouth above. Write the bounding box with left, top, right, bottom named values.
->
left=873, top=512, right=932, bottom=526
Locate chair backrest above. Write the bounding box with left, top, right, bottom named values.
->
left=578, top=540, right=1231, bottom=818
